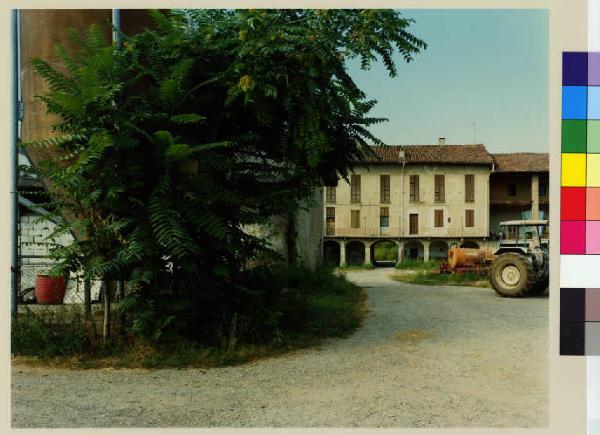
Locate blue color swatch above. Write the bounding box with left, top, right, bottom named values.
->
left=563, top=86, right=588, bottom=119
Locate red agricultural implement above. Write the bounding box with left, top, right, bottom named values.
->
left=439, top=246, right=495, bottom=276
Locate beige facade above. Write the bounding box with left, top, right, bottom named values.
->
left=326, top=164, right=490, bottom=239
left=324, top=162, right=493, bottom=265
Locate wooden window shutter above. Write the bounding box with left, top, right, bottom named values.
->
left=380, top=175, right=390, bottom=203
left=351, top=210, right=360, bottom=228
left=326, top=207, right=335, bottom=235
left=410, top=175, right=419, bottom=202
left=465, top=209, right=475, bottom=227
left=435, top=175, right=445, bottom=202
left=326, top=186, right=336, bottom=203
left=434, top=209, right=443, bottom=228
left=409, top=213, right=418, bottom=235
left=465, top=174, right=475, bottom=202
left=351, top=175, right=361, bottom=203
left=380, top=207, right=389, bottom=227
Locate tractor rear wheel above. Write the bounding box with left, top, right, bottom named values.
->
left=490, top=253, right=534, bottom=297
left=529, top=278, right=549, bottom=295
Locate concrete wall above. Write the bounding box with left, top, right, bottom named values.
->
left=325, top=163, right=491, bottom=238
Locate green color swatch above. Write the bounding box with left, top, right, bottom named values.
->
left=562, top=120, right=587, bottom=153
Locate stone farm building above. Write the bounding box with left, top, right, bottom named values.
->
left=322, top=142, right=548, bottom=267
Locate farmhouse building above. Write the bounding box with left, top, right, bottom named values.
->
left=489, top=153, right=549, bottom=232
left=323, top=142, right=548, bottom=266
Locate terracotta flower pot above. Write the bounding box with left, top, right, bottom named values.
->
left=35, top=275, right=67, bottom=304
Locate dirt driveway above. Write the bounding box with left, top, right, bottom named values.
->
left=12, top=268, right=548, bottom=428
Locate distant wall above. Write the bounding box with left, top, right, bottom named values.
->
left=242, top=188, right=324, bottom=270
left=295, top=188, right=324, bottom=270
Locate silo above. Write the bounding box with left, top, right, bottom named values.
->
left=19, top=9, right=155, bottom=170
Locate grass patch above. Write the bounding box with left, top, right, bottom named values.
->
left=337, top=263, right=374, bottom=272
left=12, top=266, right=366, bottom=369
left=391, top=270, right=490, bottom=288
left=395, top=259, right=440, bottom=271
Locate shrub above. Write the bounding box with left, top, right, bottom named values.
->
left=23, top=9, right=424, bottom=346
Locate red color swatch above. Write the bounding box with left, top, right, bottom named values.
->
left=561, top=187, right=587, bottom=220
left=561, top=220, right=586, bottom=254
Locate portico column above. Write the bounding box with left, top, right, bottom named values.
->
left=423, top=240, right=431, bottom=262
left=531, top=174, right=540, bottom=220
left=364, top=241, right=372, bottom=266
left=339, top=240, right=346, bottom=267
left=396, top=241, right=404, bottom=266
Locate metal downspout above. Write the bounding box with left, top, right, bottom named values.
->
left=11, top=10, right=20, bottom=318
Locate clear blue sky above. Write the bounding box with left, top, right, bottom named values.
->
left=347, top=9, right=549, bottom=153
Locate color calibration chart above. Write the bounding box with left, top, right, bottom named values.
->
left=561, top=52, right=600, bottom=355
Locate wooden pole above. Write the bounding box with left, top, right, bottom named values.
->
left=102, top=280, right=110, bottom=342
left=116, top=280, right=125, bottom=332
left=83, top=277, right=91, bottom=320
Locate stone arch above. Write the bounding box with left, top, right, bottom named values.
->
left=460, top=240, right=480, bottom=249
left=346, top=240, right=365, bottom=266
left=371, top=240, right=398, bottom=267
left=323, top=240, right=341, bottom=267
left=430, top=240, right=449, bottom=260
left=404, top=240, right=424, bottom=260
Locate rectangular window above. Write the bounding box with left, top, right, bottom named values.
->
left=326, top=207, right=335, bottom=235
left=409, top=213, right=419, bottom=235
left=434, top=174, right=445, bottom=202
left=325, top=186, right=336, bottom=203
left=434, top=209, right=444, bottom=228
left=380, top=207, right=389, bottom=228
left=409, top=175, right=420, bottom=202
left=465, top=209, right=475, bottom=228
left=539, top=182, right=547, bottom=196
left=351, top=210, right=360, bottom=228
left=380, top=175, right=391, bottom=203
left=508, top=182, right=517, bottom=197
left=350, top=174, right=361, bottom=203
left=465, top=174, right=475, bottom=203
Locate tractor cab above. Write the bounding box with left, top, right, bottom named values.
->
left=496, top=220, right=549, bottom=255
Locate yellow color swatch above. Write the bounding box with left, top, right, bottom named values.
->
left=562, top=153, right=587, bottom=187
left=588, top=154, right=600, bottom=187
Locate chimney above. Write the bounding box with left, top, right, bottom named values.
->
left=438, top=137, right=446, bottom=145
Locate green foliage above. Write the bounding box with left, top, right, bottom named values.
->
left=23, top=9, right=424, bottom=343
left=395, top=258, right=441, bottom=270
left=373, top=241, right=398, bottom=261
left=12, top=308, right=95, bottom=357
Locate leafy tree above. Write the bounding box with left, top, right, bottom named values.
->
left=24, top=9, right=425, bottom=341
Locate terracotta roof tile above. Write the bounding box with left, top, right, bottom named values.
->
left=492, top=153, right=548, bottom=173
left=360, top=144, right=495, bottom=165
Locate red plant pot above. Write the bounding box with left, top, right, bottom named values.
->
left=35, top=275, right=67, bottom=304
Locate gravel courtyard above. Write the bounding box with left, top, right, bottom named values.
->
left=12, top=268, right=548, bottom=428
